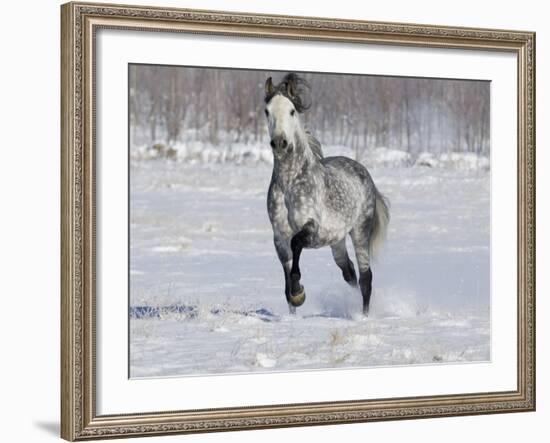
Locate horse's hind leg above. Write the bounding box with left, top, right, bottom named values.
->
left=331, top=239, right=357, bottom=287
left=350, top=221, right=374, bottom=315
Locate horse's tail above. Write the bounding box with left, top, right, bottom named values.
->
left=369, top=189, right=390, bottom=260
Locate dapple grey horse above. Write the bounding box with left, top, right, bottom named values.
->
left=264, top=73, right=390, bottom=315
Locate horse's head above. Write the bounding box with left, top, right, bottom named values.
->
left=264, top=73, right=311, bottom=159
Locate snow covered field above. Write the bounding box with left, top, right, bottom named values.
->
left=129, top=149, right=490, bottom=378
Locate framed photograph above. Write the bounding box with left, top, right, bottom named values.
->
left=61, top=1, right=536, bottom=440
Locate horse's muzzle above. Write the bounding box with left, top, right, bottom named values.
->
left=270, top=136, right=288, bottom=150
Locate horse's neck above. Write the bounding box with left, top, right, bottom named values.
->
left=272, top=130, right=322, bottom=191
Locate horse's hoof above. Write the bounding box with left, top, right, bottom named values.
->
left=290, top=286, right=306, bottom=307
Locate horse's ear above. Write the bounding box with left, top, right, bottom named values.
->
left=265, top=77, right=274, bottom=97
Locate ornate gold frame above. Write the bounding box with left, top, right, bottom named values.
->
left=61, top=1, right=536, bottom=440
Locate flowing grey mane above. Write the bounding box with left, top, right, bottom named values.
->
left=264, top=73, right=312, bottom=113
left=305, top=130, right=324, bottom=160
left=264, top=73, right=389, bottom=316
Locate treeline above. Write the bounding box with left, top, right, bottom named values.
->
left=129, top=65, right=490, bottom=155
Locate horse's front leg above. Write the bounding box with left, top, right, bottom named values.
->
left=273, top=236, right=296, bottom=314
left=289, top=220, right=318, bottom=308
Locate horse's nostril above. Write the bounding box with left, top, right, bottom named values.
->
left=271, top=138, right=289, bottom=149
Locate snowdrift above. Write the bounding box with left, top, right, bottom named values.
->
left=131, top=142, right=489, bottom=171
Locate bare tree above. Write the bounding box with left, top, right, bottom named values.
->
left=129, top=66, right=490, bottom=157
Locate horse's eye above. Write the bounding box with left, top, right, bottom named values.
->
left=290, top=109, right=296, bottom=116
left=264, top=109, right=269, bottom=118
